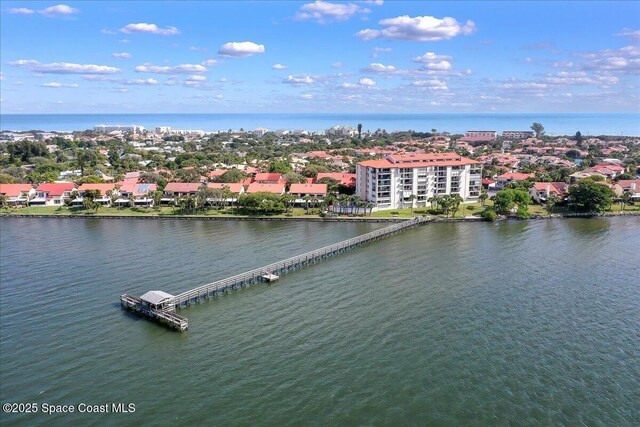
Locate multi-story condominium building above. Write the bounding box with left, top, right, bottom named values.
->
left=356, top=153, right=483, bottom=210
left=94, top=125, right=145, bottom=134
left=465, top=130, right=498, bottom=139
left=502, top=130, right=535, bottom=139
left=325, top=125, right=356, bottom=137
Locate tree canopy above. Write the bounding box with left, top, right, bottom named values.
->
left=568, top=180, right=615, bottom=213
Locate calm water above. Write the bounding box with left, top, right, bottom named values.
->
left=0, top=217, right=639, bottom=426
left=1, top=113, right=639, bottom=136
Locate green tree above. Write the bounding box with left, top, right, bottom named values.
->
left=7, top=140, right=49, bottom=162
left=619, top=192, right=631, bottom=211
left=568, top=180, right=615, bottom=213
left=82, top=189, right=101, bottom=212
left=545, top=193, right=560, bottom=214
left=174, top=168, right=201, bottom=183
left=268, top=160, right=293, bottom=174
left=574, top=131, right=583, bottom=145
left=213, top=169, right=247, bottom=183
left=357, top=123, right=362, bottom=139
left=530, top=122, right=545, bottom=138
left=302, top=164, right=330, bottom=178
left=479, top=189, right=488, bottom=207
left=0, top=174, right=16, bottom=184
left=317, top=177, right=340, bottom=193
left=283, top=173, right=307, bottom=185
left=493, top=189, right=531, bottom=215
left=449, top=194, right=463, bottom=217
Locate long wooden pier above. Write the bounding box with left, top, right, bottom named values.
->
left=120, top=216, right=428, bottom=331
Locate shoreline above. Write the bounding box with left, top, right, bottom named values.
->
left=2, top=211, right=639, bottom=222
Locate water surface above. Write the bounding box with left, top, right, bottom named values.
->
left=0, top=217, right=639, bottom=425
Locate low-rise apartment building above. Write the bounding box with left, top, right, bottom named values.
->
left=356, top=153, right=482, bottom=210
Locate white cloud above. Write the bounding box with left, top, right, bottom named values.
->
left=189, top=46, right=208, bottom=53
left=8, top=7, right=34, bottom=14
left=112, top=52, right=132, bottom=59
left=614, top=28, right=640, bottom=40
left=120, top=23, right=180, bottom=36
left=0, top=73, right=4, bottom=81
left=412, top=79, right=447, bottom=90
left=10, top=59, right=120, bottom=74
left=123, top=78, right=158, bottom=86
left=135, top=63, right=207, bottom=74
left=332, top=62, right=345, bottom=69
left=365, top=62, right=397, bottom=73
left=356, top=29, right=381, bottom=41
left=202, top=59, right=219, bottom=66
left=362, top=0, right=384, bottom=4
left=357, top=15, right=476, bottom=41
left=41, top=82, right=79, bottom=88
left=341, top=77, right=377, bottom=88
left=283, top=74, right=315, bottom=85
left=272, top=63, right=288, bottom=70
left=186, top=75, right=206, bottom=82
left=38, top=4, right=79, bottom=17
left=412, top=52, right=453, bottom=70
left=294, top=1, right=368, bottom=24
left=218, top=41, right=265, bottom=57
left=101, top=29, right=116, bottom=35
left=301, top=93, right=314, bottom=99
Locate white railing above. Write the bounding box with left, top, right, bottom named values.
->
left=173, top=217, right=427, bottom=305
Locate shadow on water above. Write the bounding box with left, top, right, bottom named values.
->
left=565, top=217, right=611, bottom=236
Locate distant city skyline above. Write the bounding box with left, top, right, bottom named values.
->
left=1, top=1, right=639, bottom=114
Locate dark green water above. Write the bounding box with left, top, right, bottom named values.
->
left=1, top=217, right=639, bottom=426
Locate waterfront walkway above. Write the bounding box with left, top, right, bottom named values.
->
left=120, top=216, right=428, bottom=330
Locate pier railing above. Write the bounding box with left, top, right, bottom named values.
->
left=172, top=216, right=428, bottom=307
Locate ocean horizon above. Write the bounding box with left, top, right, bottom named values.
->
left=1, top=112, right=639, bottom=136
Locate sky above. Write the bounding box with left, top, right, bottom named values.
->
left=1, top=1, right=639, bottom=114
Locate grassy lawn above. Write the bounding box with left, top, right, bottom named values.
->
left=0, top=205, right=322, bottom=218
left=2, top=202, right=637, bottom=219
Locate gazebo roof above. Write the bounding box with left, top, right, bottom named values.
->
left=140, top=290, right=175, bottom=305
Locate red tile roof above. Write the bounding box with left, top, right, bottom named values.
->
left=316, top=173, right=356, bottom=187
left=0, top=183, right=34, bottom=197
left=289, top=183, right=327, bottom=195
left=358, top=152, right=479, bottom=169
left=36, top=182, right=75, bottom=196
left=207, top=169, right=227, bottom=178
left=616, top=179, right=640, bottom=190
left=254, top=173, right=284, bottom=183
left=532, top=182, right=568, bottom=195
left=246, top=182, right=285, bottom=194
left=78, top=183, right=117, bottom=194
left=206, top=183, right=244, bottom=193
left=164, top=182, right=202, bottom=194
left=497, top=172, right=534, bottom=181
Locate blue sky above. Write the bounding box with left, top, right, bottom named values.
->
left=1, top=1, right=639, bottom=113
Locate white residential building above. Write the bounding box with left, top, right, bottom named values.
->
left=94, top=125, right=145, bottom=134
left=325, top=125, right=356, bottom=137
left=465, top=130, right=498, bottom=139
left=356, top=153, right=483, bottom=210
left=502, top=130, right=535, bottom=139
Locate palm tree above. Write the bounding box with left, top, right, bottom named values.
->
left=351, top=195, right=361, bottom=215
left=408, top=194, right=417, bottom=216
left=479, top=189, right=488, bottom=207
left=620, top=192, right=631, bottom=211
left=303, top=195, right=311, bottom=211
left=221, top=186, right=233, bottom=210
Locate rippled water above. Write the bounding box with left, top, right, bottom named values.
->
left=1, top=217, right=639, bottom=426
